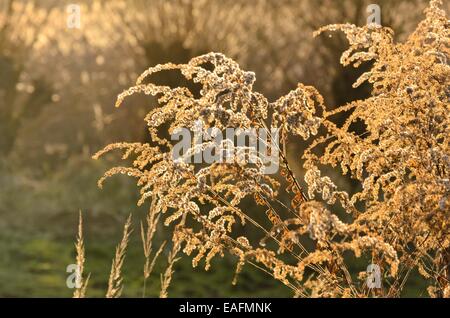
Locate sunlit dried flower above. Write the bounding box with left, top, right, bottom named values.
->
left=92, top=0, right=449, bottom=298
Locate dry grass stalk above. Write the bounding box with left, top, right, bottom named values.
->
left=142, top=196, right=166, bottom=297
left=159, top=240, right=181, bottom=298
left=106, top=214, right=133, bottom=298
left=159, top=214, right=186, bottom=298
left=73, top=211, right=89, bottom=298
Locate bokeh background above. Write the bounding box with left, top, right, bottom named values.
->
left=0, top=0, right=446, bottom=297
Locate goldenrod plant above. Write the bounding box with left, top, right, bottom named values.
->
left=90, top=0, right=449, bottom=298
left=89, top=0, right=450, bottom=297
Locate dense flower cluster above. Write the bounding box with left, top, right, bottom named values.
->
left=93, top=0, right=448, bottom=297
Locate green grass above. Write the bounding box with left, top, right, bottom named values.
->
left=0, top=232, right=291, bottom=297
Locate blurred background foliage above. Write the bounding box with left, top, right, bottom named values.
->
left=0, top=0, right=444, bottom=297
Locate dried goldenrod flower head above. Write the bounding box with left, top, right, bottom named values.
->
left=93, top=1, right=449, bottom=298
